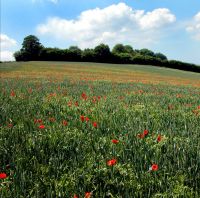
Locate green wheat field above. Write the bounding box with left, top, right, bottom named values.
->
left=0, top=61, right=200, bottom=197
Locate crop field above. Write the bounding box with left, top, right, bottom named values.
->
left=0, top=61, right=200, bottom=197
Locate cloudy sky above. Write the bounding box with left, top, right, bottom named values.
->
left=1, top=0, right=200, bottom=64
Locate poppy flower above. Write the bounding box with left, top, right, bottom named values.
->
left=93, top=122, right=97, bottom=128
left=143, top=130, right=148, bottom=136
left=151, top=164, right=159, bottom=171
left=81, top=92, right=87, bottom=100
left=157, top=135, right=162, bottom=142
left=80, top=115, right=85, bottom=122
left=112, top=139, right=119, bottom=144
left=73, top=194, right=78, bottom=198
left=62, top=120, right=68, bottom=126
left=85, top=192, right=91, bottom=198
left=10, top=90, right=15, bottom=97
left=107, top=158, right=117, bottom=166
left=39, top=125, right=45, bottom=129
left=0, top=173, right=7, bottom=179
left=85, top=117, right=89, bottom=122
left=8, top=123, right=13, bottom=128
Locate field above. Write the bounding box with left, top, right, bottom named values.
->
left=0, top=61, right=200, bottom=197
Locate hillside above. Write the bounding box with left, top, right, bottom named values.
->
left=1, top=61, right=200, bottom=87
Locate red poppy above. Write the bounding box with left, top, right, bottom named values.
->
left=80, top=115, right=85, bottom=122
left=8, top=123, right=13, bottom=128
left=151, top=164, right=159, bottom=171
left=73, top=194, right=78, bottom=198
left=10, top=90, right=15, bottom=97
left=85, top=117, right=90, bottom=122
left=39, top=125, right=45, bottom=129
left=62, top=120, right=68, bottom=126
left=143, top=130, right=148, bottom=136
left=157, top=135, right=162, bottom=142
left=93, top=122, right=97, bottom=128
left=0, top=173, right=7, bottom=179
left=197, top=105, right=200, bottom=109
left=85, top=192, right=91, bottom=198
left=107, top=158, right=117, bottom=166
left=112, top=139, right=119, bottom=144
left=81, top=92, right=87, bottom=100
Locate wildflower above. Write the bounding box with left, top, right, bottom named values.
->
left=85, top=117, right=89, bottom=122
left=151, top=164, right=159, bottom=171
left=157, top=135, right=162, bottom=142
left=75, top=101, right=79, bottom=106
left=107, top=158, right=117, bottom=166
left=80, top=115, right=85, bottom=122
left=81, top=92, right=87, bottom=100
left=8, top=123, right=13, bottom=128
left=10, top=90, right=15, bottom=97
left=112, top=139, right=119, bottom=144
left=143, top=130, right=148, bottom=136
left=93, top=122, right=97, bottom=128
left=0, top=173, right=7, bottom=179
left=39, top=125, right=45, bottom=129
left=85, top=192, right=91, bottom=198
left=62, top=120, right=68, bottom=126
left=73, top=194, right=78, bottom=198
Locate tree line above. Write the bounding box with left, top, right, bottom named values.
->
left=14, top=35, right=200, bottom=73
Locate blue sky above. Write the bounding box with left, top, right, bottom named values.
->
left=1, top=0, right=200, bottom=64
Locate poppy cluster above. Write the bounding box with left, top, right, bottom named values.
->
left=138, top=129, right=149, bottom=139
left=80, top=115, right=97, bottom=128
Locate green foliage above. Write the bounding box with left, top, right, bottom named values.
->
left=94, top=43, right=111, bottom=62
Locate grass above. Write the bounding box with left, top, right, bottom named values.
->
left=0, top=61, right=200, bottom=197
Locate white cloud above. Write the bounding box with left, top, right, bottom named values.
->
left=0, top=34, right=17, bottom=49
left=186, top=12, right=200, bottom=41
left=37, top=2, right=176, bottom=48
left=0, top=51, right=15, bottom=62
left=0, top=34, right=17, bottom=62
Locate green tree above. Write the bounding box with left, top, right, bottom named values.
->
left=155, top=52, right=167, bottom=61
left=21, top=35, right=43, bottom=61
left=139, top=48, right=155, bottom=57
left=94, top=43, right=111, bottom=62
left=112, top=44, right=126, bottom=54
